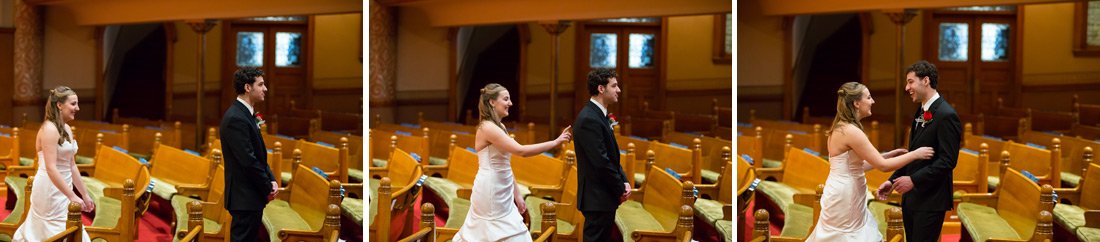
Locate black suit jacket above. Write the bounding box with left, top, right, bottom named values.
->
left=220, top=100, right=277, bottom=211
left=889, top=97, right=962, bottom=212
left=574, top=101, right=629, bottom=212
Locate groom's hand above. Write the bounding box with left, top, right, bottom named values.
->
left=268, top=181, right=279, bottom=202
left=620, top=182, right=632, bottom=203
left=892, top=176, right=914, bottom=194
left=876, top=181, right=893, bottom=201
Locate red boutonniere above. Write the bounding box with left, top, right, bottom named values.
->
left=608, top=113, right=618, bottom=126
left=916, top=111, right=933, bottom=127
left=255, top=112, right=266, bottom=126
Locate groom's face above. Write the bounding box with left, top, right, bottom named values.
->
left=599, top=77, right=621, bottom=104
left=904, top=72, right=930, bottom=103
left=245, top=76, right=267, bottom=102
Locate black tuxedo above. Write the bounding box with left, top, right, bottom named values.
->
left=573, top=100, right=629, bottom=242
left=220, top=100, right=276, bottom=242
left=889, top=96, right=962, bottom=242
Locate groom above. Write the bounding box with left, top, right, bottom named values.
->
left=878, top=61, right=962, bottom=242
left=221, top=67, right=279, bottom=242
left=574, top=68, right=631, bottom=242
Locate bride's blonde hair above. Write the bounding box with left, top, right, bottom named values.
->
left=828, top=82, right=866, bottom=136
left=45, top=86, right=77, bottom=145
left=477, top=83, right=509, bottom=134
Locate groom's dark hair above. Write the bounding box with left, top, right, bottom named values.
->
left=233, top=67, right=265, bottom=95
left=586, top=68, right=618, bottom=96
left=906, top=61, right=939, bottom=89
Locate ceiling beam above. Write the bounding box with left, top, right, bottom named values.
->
left=38, top=0, right=361, bottom=26
left=752, top=0, right=1088, bottom=16
left=396, top=0, right=731, bottom=27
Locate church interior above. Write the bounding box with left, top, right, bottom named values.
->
left=367, top=0, right=733, bottom=241
left=0, top=0, right=364, bottom=241
left=739, top=0, right=1100, bottom=241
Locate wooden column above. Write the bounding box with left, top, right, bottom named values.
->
left=540, top=20, right=570, bottom=134
left=884, top=9, right=917, bottom=148
left=13, top=0, right=43, bottom=113
left=186, top=19, right=217, bottom=148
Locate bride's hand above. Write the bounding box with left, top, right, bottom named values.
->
left=556, top=125, right=572, bottom=144
left=909, top=147, right=935, bottom=160
left=514, top=196, right=527, bottom=214
left=68, top=196, right=84, bottom=209
left=83, top=194, right=96, bottom=212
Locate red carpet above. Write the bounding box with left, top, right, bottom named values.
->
left=741, top=200, right=962, bottom=242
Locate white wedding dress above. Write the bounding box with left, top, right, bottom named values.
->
left=805, top=151, right=882, bottom=242
left=13, top=136, right=91, bottom=242
left=453, top=144, right=531, bottom=242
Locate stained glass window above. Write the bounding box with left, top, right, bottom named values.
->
left=1088, top=1, right=1100, bottom=46
left=629, top=34, right=654, bottom=68
left=236, top=32, right=263, bottom=67
left=981, top=23, right=1010, bottom=61
left=276, top=32, right=302, bottom=67
left=590, top=33, right=617, bottom=68
left=939, top=23, right=969, bottom=62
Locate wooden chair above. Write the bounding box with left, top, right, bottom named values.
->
left=750, top=206, right=907, bottom=242
left=368, top=149, right=426, bottom=242
left=44, top=202, right=84, bottom=242
left=957, top=168, right=1056, bottom=242
left=614, top=165, right=696, bottom=242
left=262, top=164, right=343, bottom=242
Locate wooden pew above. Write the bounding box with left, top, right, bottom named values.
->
left=418, top=112, right=477, bottom=135
left=664, top=131, right=732, bottom=183
left=526, top=155, right=584, bottom=241
left=1003, top=139, right=1063, bottom=188
left=396, top=203, right=439, bottom=242
left=84, top=179, right=140, bottom=242
left=957, top=168, right=1055, bottom=242
left=261, top=125, right=300, bottom=159
left=368, top=149, right=425, bottom=242
left=0, top=177, right=33, bottom=239
left=615, top=166, right=696, bottom=242
left=148, top=143, right=217, bottom=202
left=310, top=129, right=364, bottom=171
left=955, top=144, right=990, bottom=195
left=1051, top=163, right=1100, bottom=240
left=268, top=114, right=315, bottom=140
left=753, top=147, right=830, bottom=235
left=173, top=155, right=231, bottom=242
left=750, top=206, right=907, bottom=242
left=424, top=129, right=474, bottom=166
left=80, top=144, right=151, bottom=241
left=262, top=164, right=343, bottom=242
left=369, top=129, right=430, bottom=166
left=511, top=152, right=567, bottom=188
left=620, top=117, right=673, bottom=142
left=71, top=126, right=129, bottom=164
left=648, top=140, right=704, bottom=185
left=0, top=127, right=19, bottom=195
left=738, top=127, right=764, bottom=169
left=422, top=146, right=479, bottom=212
left=44, top=202, right=84, bottom=242
left=1076, top=125, right=1100, bottom=141
left=293, top=138, right=350, bottom=183
left=1074, top=94, right=1100, bottom=127
left=965, top=122, right=1010, bottom=179
left=713, top=99, right=732, bottom=129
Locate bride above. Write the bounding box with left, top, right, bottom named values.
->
left=452, top=83, right=571, bottom=242
left=13, top=86, right=94, bottom=241
left=805, top=82, right=933, bottom=241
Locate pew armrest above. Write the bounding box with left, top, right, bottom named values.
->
left=959, top=192, right=999, bottom=206
left=757, top=168, right=783, bottom=181
left=7, top=165, right=36, bottom=178
left=422, top=165, right=449, bottom=177
left=367, top=167, right=387, bottom=179
left=792, top=192, right=817, bottom=207
left=1053, top=188, right=1081, bottom=204
left=528, top=185, right=564, bottom=201
left=277, top=229, right=326, bottom=241
left=175, top=185, right=211, bottom=200
left=1086, top=210, right=1100, bottom=228
left=887, top=234, right=904, bottom=242
left=457, top=188, right=472, bottom=200
left=343, top=183, right=364, bottom=200
left=436, top=227, right=459, bottom=242
left=696, top=185, right=720, bottom=201
left=630, top=229, right=684, bottom=241
left=76, top=164, right=96, bottom=176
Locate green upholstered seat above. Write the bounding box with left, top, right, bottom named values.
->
left=348, top=169, right=363, bottom=184
left=954, top=190, right=965, bottom=200
left=701, top=169, right=720, bottom=184
left=372, top=158, right=387, bottom=168
left=1062, top=172, right=1082, bottom=188
left=429, top=157, right=447, bottom=166
left=762, top=159, right=782, bottom=168
left=424, top=177, right=465, bottom=209
left=869, top=201, right=900, bottom=236
left=74, top=155, right=93, bottom=165
left=716, top=219, right=733, bottom=242
left=367, top=179, right=379, bottom=226
left=614, top=200, right=665, bottom=242
left=80, top=177, right=108, bottom=205
left=90, top=196, right=122, bottom=228
left=341, top=197, right=364, bottom=226
left=778, top=204, right=813, bottom=238
left=1054, top=203, right=1087, bottom=233
left=150, top=177, right=179, bottom=201
left=18, top=157, right=34, bottom=166
left=988, top=176, right=1000, bottom=191
left=755, top=180, right=799, bottom=215
left=170, top=196, right=222, bottom=242
left=957, top=202, right=1021, bottom=241
left=280, top=172, right=293, bottom=186
left=444, top=198, right=471, bottom=229
left=693, top=198, right=725, bottom=225
left=633, top=173, right=646, bottom=188
left=128, top=153, right=150, bottom=161
left=1078, top=227, right=1100, bottom=242
left=2, top=176, right=27, bottom=224
left=525, top=196, right=575, bottom=234
left=261, top=199, right=313, bottom=242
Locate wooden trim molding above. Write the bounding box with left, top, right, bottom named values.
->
left=95, top=26, right=105, bottom=121
left=1074, top=2, right=1100, bottom=57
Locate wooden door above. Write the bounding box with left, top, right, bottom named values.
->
left=924, top=9, right=1018, bottom=115
left=575, top=21, right=662, bottom=121
left=221, top=20, right=310, bottom=117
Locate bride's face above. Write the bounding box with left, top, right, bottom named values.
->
left=491, top=90, right=512, bottom=119
left=57, top=95, right=79, bottom=122
left=854, top=90, right=873, bottom=119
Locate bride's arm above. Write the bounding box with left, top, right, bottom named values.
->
left=842, top=125, right=931, bottom=172
left=480, top=122, right=567, bottom=157
left=863, top=160, right=875, bottom=172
